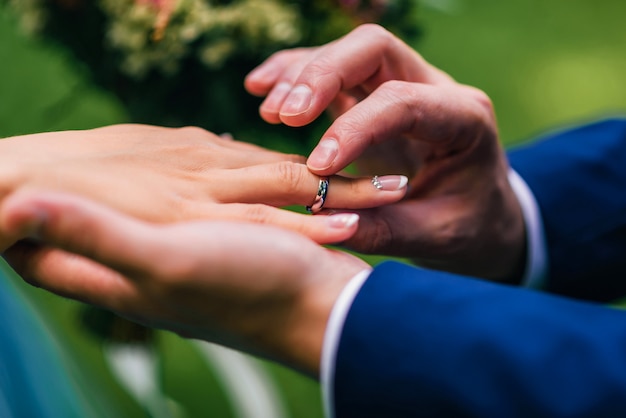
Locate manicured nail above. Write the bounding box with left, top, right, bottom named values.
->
left=371, top=175, right=409, bottom=191
left=327, top=213, right=359, bottom=229
left=308, top=138, right=339, bottom=170
left=280, top=84, right=312, bottom=116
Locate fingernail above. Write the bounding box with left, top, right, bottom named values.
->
left=246, top=66, right=271, bottom=81
left=371, top=175, right=409, bottom=191
left=308, top=138, right=338, bottom=170
left=280, top=84, right=312, bottom=116
left=327, top=213, right=359, bottom=229
left=261, top=82, right=292, bottom=112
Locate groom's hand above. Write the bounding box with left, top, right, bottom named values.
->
left=246, top=24, right=526, bottom=282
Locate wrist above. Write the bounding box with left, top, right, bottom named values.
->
left=475, top=167, right=528, bottom=284
left=269, top=251, right=366, bottom=376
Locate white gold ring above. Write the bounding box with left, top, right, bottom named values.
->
left=306, top=177, right=329, bottom=214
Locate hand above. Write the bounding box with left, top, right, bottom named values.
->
left=0, top=124, right=407, bottom=250
left=245, top=24, right=526, bottom=282
left=0, top=190, right=366, bottom=375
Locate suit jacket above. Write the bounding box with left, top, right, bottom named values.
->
left=333, top=119, right=626, bottom=417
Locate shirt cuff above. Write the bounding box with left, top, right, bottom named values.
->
left=507, top=169, right=548, bottom=288
left=320, top=268, right=372, bottom=418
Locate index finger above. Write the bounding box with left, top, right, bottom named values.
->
left=306, top=81, right=496, bottom=175
left=214, top=162, right=408, bottom=209
left=0, top=190, right=161, bottom=278
left=267, top=24, right=452, bottom=128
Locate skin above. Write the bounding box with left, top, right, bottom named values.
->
left=0, top=190, right=365, bottom=375
left=0, top=25, right=530, bottom=378
left=245, top=24, right=526, bottom=283
left=0, top=123, right=407, bottom=251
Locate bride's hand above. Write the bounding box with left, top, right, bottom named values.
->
left=0, top=190, right=368, bottom=375
left=0, top=124, right=407, bottom=250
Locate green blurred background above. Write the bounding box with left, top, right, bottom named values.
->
left=1, top=0, right=626, bottom=417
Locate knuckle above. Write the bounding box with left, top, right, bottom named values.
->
left=283, top=153, right=307, bottom=164
left=463, top=86, right=495, bottom=116
left=155, top=254, right=199, bottom=285
left=380, top=79, right=412, bottom=95
left=372, top=81, right=425, bottom=138
left=354, top=23, right=390, bottom=39
left=379, top=80, right=419, bottom=111
left=475, top=91, right=495, bottom=115
left=302, top=60, right=341, bottom=87
left=274, top=161, right=309, bottom=196
left=177, top=126, right=212, bottom=140
left=426, top=216, right=473, bottom=257
left=166, top=195, right=195, bottom=222
left=273, top=48, right=305, bottom=63
left=332, top=111, right=377, bottom=147
left=354, top=24, right=395, bottom=52
left=240, top=204, right=275, bottom=225
left=374, top=81, right=411, bottom=114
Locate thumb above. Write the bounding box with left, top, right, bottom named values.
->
left=0, top=190, right=159, bottom=278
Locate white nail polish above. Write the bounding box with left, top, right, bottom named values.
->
left=372, top=175, right=409, bottom=191
left=327, top=213, right=359, bottom=229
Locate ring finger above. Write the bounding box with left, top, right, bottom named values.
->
left=208, top=162, right=408, bottom=209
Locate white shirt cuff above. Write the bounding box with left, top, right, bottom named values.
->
left=320, top=268, right=372, bottom=418
left=507, top=169, right=548, bottom=288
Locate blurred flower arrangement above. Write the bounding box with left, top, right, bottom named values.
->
left=6, top=0, right=420, bottom=148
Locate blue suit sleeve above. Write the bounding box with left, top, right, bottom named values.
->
left=333, top=261, right=626, bottom=418
left=508, top=118, right=626, bottom=301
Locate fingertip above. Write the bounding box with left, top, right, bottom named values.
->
left=326, top=212, right=359, bottom=230
left=306, top=138, right=339, bottom=173
left=310, top=213, right=359, bottom=244
left=0, top=190, right=50, bottom=238
left=258, top=82, right=293, bottom=124
left=259, top=107, right=284, bottom=125
left=244, top=65, right=275, bottom=96
left=244, top=75, right=269, bottom=97
left=371, top=175, right=409, bottom=192
left=278, top=84, right=313, bottom=118
left=277, top=88, right=329, bottom=128
left=278, top=113, right=316, bottom=128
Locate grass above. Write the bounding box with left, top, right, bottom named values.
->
left=416, top=0, right=626, bottom=144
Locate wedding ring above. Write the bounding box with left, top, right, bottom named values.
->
left=306, top=177, right=330, bottom=214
